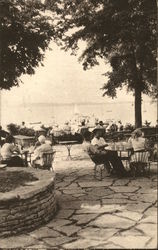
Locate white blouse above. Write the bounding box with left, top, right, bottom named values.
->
left=129, top=137, right=146, bottom=152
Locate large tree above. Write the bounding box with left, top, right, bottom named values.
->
left=0, top=0, right=54, bottom=89
left=47, top=0, right=157, bottom=127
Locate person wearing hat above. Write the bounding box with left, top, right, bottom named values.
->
left=79, top=120, right=89, bottom=136
left=91, top=129, right=108, bottom=149
left=32, top=135, right=53, bottom=166
left=117, top=120, right=123, bottom=132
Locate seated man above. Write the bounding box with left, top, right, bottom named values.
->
left=0, top=135, right=24, bottom=166
left=32, top=135, right=53, bottom=167
left=91, top=129, right=108, bottom=149
left=0, top=125, right=9, bottom=147
left=91, top=128, right=111, bottom=173
left=79, top=120, right=88, bottom=136
left=83, top=131, right=128, bottom=177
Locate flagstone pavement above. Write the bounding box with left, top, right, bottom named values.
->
left=0, top=144, right=157, bottom=249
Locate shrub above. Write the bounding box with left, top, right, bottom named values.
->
left=7, top=123, right=35, bottom=136
left=7, top=123, right=20, bottom=135
left=144, top=120, right=151, bottom=127
left=124, top=123, right=135, bottom=131
left=19, top=128, right=35, bottom=136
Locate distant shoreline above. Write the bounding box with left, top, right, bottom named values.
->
left=1, top=100, right=156, bottom=127
left=4, top=100, right=157, bottom=107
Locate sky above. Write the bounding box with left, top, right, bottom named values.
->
left=0, top=42, right=152, bottom=107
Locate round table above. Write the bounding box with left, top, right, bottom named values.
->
left=14, top=135, right=35, bottom=148
left=58, top=141, right=78, bottom=160
left=105, top=143, right=133, bottom=169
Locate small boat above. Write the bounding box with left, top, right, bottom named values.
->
left=30, top=122, right=42, bottom=125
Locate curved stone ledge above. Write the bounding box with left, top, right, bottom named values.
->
left=0, top=167, right=56, bottom=238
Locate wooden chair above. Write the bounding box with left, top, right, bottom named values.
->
left=88, top=153, right=111, bottom=181
left=129, top=150, right=150, bottom=178
left=33, top=151, right=56, bottom=171
left=117, top=148, right=133, bottom=168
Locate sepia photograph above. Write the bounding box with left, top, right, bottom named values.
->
left=0, top=0, right=157, bottom=249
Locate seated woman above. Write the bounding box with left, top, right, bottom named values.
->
left=31, top=135, right=53, bottom=167
left=82, top=131, right=128, bottom=177
left=128, top=128, right=149, bottom=175
left=128, top=128, right=147, bottom=152
left=0, top=135, right=24, bottom=166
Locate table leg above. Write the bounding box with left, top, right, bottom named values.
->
left=66, top=145, right=72, bottom=160
left=27, top=153, right=32, bottom=167
left=23, top=152, right=28, bottom=167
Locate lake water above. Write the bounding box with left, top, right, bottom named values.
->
left=1, top=101, right=157, bottom=127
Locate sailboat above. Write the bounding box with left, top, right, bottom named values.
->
left=74, top=104, right=80, bottom=115
left=70, top=104, right=80, bottom=124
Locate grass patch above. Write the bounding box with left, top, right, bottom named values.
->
left=0, top=170, right=38, bottom=193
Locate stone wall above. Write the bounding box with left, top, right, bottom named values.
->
left=0, top=167, right=56, bottom=237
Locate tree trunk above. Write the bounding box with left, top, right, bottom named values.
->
left=135, top=86, right=142, bottom=128
left=130, top=47, right=142, bottom=128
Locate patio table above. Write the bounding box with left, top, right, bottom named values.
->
left=58, top=140, right=78, bottom=160
left=14, top=135, right=35, bottom=148
left=105, top=143, right=133, bottom=168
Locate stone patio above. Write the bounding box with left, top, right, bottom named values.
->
left=0, top=144, right=157, bottom=249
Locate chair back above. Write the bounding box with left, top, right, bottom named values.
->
left=130, top=150, right=151, bottom=177
left=41, top=151, right=56, bottom=170
left=131, top=150, right=149, bottom=163
left=87, top=149, right=107, bottom=181
left=88, top=153, right=97, bottom=164
left=87, top=151, right=102, bottom=165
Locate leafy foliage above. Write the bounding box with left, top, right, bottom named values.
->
left=46, top=0, right=157, bottom=127
left=144, top=120, right=151, bottom=127
left=47, top=0, right=156, bottom=97
left=7, top=123, right=35, bottom=136
left=0, top=0, right=54, bottom=89
left=7, top=123, right=20, bottom=135
left=0, top=171, right=38, bottom=193
left=124, top=123, right=135, bottom=131
left=19, top=127, right=35, bottom=136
